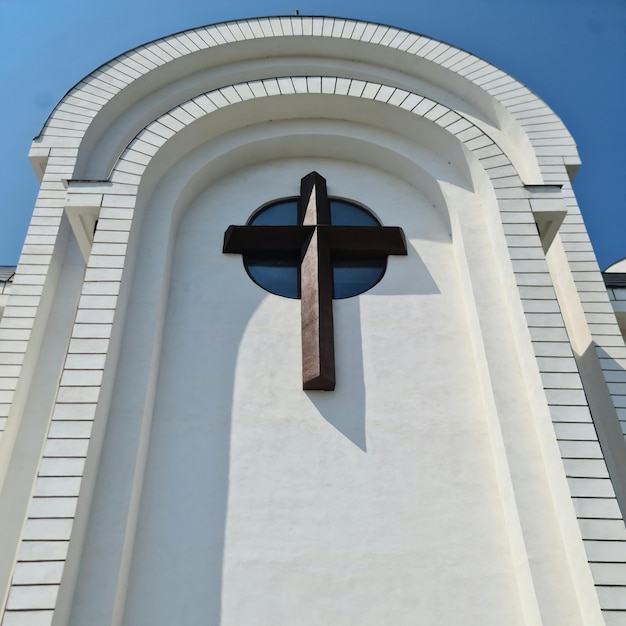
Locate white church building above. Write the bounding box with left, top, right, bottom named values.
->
left=1, top=16, right=626, bottom=625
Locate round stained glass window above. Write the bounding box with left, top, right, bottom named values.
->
left=244, top=199, right=387, bottom=299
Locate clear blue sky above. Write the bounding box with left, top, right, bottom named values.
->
left=1, top=0, right=624, bottom=269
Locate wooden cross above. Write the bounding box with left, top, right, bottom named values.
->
left=223, top=172, right=407, bottom=390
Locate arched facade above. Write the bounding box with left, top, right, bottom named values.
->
left=1, top=17, right=626, bottom=625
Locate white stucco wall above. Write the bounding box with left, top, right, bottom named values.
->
left=110, top=160, right=520, bottom=624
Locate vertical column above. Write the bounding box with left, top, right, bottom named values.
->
left=0, top=150, right=77, bottom=450
left=1, top=188, right=135, bottom=626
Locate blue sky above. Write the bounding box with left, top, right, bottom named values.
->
left=1, top=0, right=624, bottom=269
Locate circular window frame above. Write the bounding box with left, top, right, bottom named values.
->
left=243, top=197, right=389, bottom=299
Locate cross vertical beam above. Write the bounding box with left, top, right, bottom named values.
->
left=299, top=172, right=335, bottom=390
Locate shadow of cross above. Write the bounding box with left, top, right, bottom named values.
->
left=223, top=171, right=407, bottom=391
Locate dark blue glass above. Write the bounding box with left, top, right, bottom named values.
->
left=332, top=260, right=386, bottom=299
left=330, top=200, right=379, bottom=226
left=246, top=258, right=299, bottom=299
left=243, top=198, right=386, bottom=299
left=249, top=200, right=298, bottom=226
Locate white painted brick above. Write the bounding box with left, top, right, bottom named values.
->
left=522, top=300, right=561, bottom=314
left=305, top=76, right=322, bottom=94
left=9, top=284, right=44, bottom=295
left=424, top=103, right=449, bottom=121
left=369, top=25, right=389, bottom=45
left=396, top=33, right=421, bottom=52
left=12, top=269, right=46, bottom=279
left=446, top=118, right=473, bottom=135
left=0, top=366, right=21, bottom=377
left=43, top=439, right=89, bottom=458
left=180, top=100, right=207, bottom=120
left=207, top=91, right=230, bottom=108
left=276, top=77, right=295, bottom=95
left=39, top=457, right=85, bottom=477
left=12, top=561, right=65, bottom=585
left=29, top=497, right=78, bottom=519
left=515, top=271, right=554, bottom=286
left=335, top=78, right=351, bottom=95
left=81, top=282, right=120, bottom=296
left=330, top=18, right=345, bottom=38
left=608, top=383, right=626, bottom=395
left=52, top=404, right=97, bottom=420
left=591, top=562, right=626, bottom=585
left=87, top=256, right=125, bottom=269
left=409, top=36, right=432, bottom=54
left=21, top=244, right=53, bottom=255
left=306, top=17, right=321, bottom=37
left=155, top=114, right=184, bottom=134
left=94, top=212, right=133, bottom=224
left=205, top=25, right=227, bottom=44
left=232, top=21, right=253, bottom=40
left=56, top=387, right=100, bottom=403
left=573, top=497, right=623, bottom=519
left=558, top=440, right=603, bottom=458
left=417, top=39, right=440, bottom=57
left=0, top=378, right=18, bottom=391
left=0, top=353, right=25, bottom=365
left=6, top=585, right=59, bottom=610
left=23, top=519, right=73, bottom=541
left=232, top=83, right=255, bottom=101
left=17, top=254, right=52, bottom=266
left=567, top=478, right=615, bottom=498
left=526, top=313, right=564, bottom=327
left=64, top=353, right=106, bottom=369
left=258, top=18, right=274, bottom=38
left=220, top=85, right=243, bottom=103
left=549, top=405, right=592, bottom=421
left=541, top=372, right=583, bottom=388
left=545, top=388, right=589, bottom=405
left=34, top=477, right=82, bottom=497
left=348, top=80, right=366, bottom=98
left=361, top=23, right=378, bottom=42
left=502, top=223, right=539, bottom=235
left=412, top=98, right=437, bottom=116
left=71, top=324, right=112, bottom=339
left=433, top=47, right=459, bottom=66
left=554, top=422, right=598, bottom=440
left=605, top=370, right=626, bottom=383
left=0, top=328, right=30, bottom=340
left=2, top=610, right=54, bottom=626
left=596, top=586, right=626, bottom=610
left=48, top=421, right=93, bottom=439
left=492, top=176, right=522, bottom=189
left=110, top=170, right=141, bottom=185
left=68, top=338, right=109, bottom=353
left=360, top=82, right=379, bottom=100
left=579, top=519, right=626, bottom=540
left=388, top=89, right=410, bottom=107
left=436, top=111, right=462, bottom=128
left=77, top=295, right=117, bottom=310
left=84, top=268, right=123, bottom=282
left=0, top=390, right=16, bottom=403
left=381, top=28, right=402, bottom=47
left=59, top=370, right=103, bottom=387
left=398, top=93, right=423, bottom=111
left=563, top=458, right=609, bottom=478
left=225, top=22, right=246, bottom=41
left=18, top=541, right=69, bottom=562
